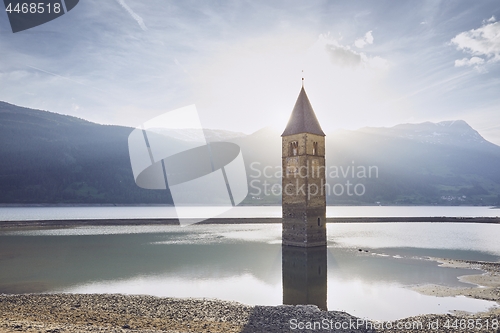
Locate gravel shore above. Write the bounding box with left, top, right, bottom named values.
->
left=0, top=294, right=373, bottom=333
left=1, top=293, right=499, bottom=333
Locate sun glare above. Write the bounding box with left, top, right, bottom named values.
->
left=191, top=30, right=396, bottom=134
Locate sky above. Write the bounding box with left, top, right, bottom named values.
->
left=1, top=0, right=500, bottom=143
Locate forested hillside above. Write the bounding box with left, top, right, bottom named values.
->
left=0, top=102, right=172, bottom=204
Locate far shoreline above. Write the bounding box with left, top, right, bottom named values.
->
left=1, top=216, right=499, bottom=229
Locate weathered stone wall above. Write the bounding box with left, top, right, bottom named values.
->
left=282, top=133, right=326, bottom=247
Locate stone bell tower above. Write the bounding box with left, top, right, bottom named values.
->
left=282, top=83, right=326, bottom=247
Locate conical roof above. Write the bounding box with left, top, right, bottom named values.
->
left=282, top=87, right=325, bottom=137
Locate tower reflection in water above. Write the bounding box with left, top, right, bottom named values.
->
left=282, top=245, right=327, bottom=310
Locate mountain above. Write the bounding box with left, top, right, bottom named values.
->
left=235, top=122, right=500, bottom=206
left=1, top=101, right=500, bottom=205
left=326, top=121, right=500, bottom=205
left=359, top=120, right=497, bottom=151
left=0, top=102, right=176, bottom=204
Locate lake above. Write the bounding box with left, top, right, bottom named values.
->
left=1, top=217, right=499, bottom=320
left=0, top=205, right=499, bottom=221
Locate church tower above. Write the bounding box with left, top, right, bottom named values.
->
left=282, top=84, right=326, bottom=247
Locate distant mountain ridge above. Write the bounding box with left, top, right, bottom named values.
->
left=1, top=101, right=500, bottom=205
left=359, top=120, right=495, bottom=150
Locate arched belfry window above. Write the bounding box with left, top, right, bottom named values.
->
left=290, top=141, right=298, bottom=156
left=312, top=142, right=318, bottom=156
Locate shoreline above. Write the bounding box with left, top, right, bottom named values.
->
left=1, top=292, right=499, bottom=333
left=412, top=258, right=500, bottom=304
left=1, top=216, right=499, bottom=229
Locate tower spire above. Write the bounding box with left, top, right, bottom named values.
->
left=281, top=80, right=327, bottom=248
left=301, top=70, right=304, bottom=87
left=281, top=83, right=325, bottom=137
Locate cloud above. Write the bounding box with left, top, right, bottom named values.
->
left=321, top=34, right=387, bottom=69
left=354, top=31, right=374, bottom=48
left=115, top=0, right=147, bottom=31
left=455, top=57, right=485, bottom=67
left=454, top=57, right=487, bottom=73
left=451, top=17, right=500, bottom=71
left=325, top=42, right=362, bottom=67
left=367, top=56, right=388, bottom=70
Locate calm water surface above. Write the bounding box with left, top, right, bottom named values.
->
left=1, top=222, right=499, bottom=320
left=0, top=205, right=499, bottom=221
